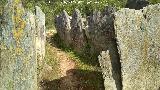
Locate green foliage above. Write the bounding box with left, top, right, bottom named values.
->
left=149, top=0, right=160, bottom=4
left=19, top=0, right=128, bottom=28
left=46, top=32, right=104, bottom=89
left=0, top=0, right=7, bottom=15
left=44, top=43, right=60, bottom=79
left=1, top=0, right=160, bottom=28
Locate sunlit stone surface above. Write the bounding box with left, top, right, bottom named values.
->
left=115, top=4, right=160, bottom=90
left=0, top=1, right=37, bottom=89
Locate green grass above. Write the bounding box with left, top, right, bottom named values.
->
left=46, top=31, right=101, bottom=72
left=66, top=51, right=104, bottom=90
left=44, top=43, right=60, bottom=80
left=44, top=32, right=104, bottom=89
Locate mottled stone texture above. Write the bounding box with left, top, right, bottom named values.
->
left=55, top=9, right=86, bottom=52
left=90, top=7, right=122, bottom=90
left=98, top=39, right=122, bottom=90
left=115, top=4, right=160, bottom=90
left=70, top=9, right=86, bottom=52
left=98, top=51, right=118, bottom=90
left=0, top=1, right=37, bottom=90
left=35, top=6, right=46, bottom=72
left=55, top=10, right=72, bottom=46
left=55, top=7, right=116, bottom=54
left=87, top=6, right=116, bottom=55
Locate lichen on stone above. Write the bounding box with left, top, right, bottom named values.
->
left=115, top=4, right=160, bottom=90
left=0, top=0, right=37, bottom=90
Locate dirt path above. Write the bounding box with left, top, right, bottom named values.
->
left=46, top=31, right=76, bottom=77
left=56, top=50, right=76, bottom=77
left=55, top=48, right=78, bottom=90
left=40, top=31, right=78, bottom=90
left=40, top=31, right=104, bottom=90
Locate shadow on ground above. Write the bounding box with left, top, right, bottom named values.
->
left=47, top=33, right=100, bottom=67
left=40, top=69, right=104, bottom=90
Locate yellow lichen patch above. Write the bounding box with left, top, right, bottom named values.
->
left=15, top=47, right=23, bottom=54
left=14, top=6, right=24, bottom=15
left=19, top=20, right=26, bottom=29
left=14, top=15, right=21, bottom=23
left=13, top=29, right=23, bottom=42
left=14, top=0, right=21, bottom=4
left=12, top=0, right=26, bottom=55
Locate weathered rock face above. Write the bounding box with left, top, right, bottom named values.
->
left=35, top=6, right=46, bottom=86
left=87, top=6, right=116, bottom=54
left=98, top=34, right=122, bottom=90
left=70, top=9, right=86, bottom=52
left=55, top=4, right=160, bottom=89
left=35, top=6, right=46, bottom=72
left=0, top=0, right=37, bottom=89
left=90, top=7, right=123, bottom=90
left=125, top=0, right=149, bottom=10
left=55, top=7, right=116, bottom=55
left=98, top=51, right=122, bottom=90
left=55, top=10, right=72, bottom=46
left=115, top=4, right=160, bottom=90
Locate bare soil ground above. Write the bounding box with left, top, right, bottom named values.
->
left=39, top=30, right=104, bottom=90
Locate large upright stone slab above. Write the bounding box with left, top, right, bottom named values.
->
left=70, top=9, right=86, bottom=52
left=98, top=51, right=118, bottom=90
left=0, top=0, right=37, bottom=89
left=87, top=6, right=116, bottom=55
left=35, top=6, right=46, bottom=72
left=55, top=10, right=72, bottom=46
left=115, top=4, right=160, bottom=90
left=96, top=7, right=122, bottom=90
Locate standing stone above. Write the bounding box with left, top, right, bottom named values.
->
left=55, top=10, right=72, bottom=46
left=0, top=0, right=37, bottom=90
left=125, top=0, right=149, bottom=10
left=115, top=4, right=160, bottom=90
left=87, top=6, right=116, bottom=55
left=87, top=11, right=101, bottom=40
left=98, top=39, right=122, bottom=90
left=98, top=51, right=118, bottom=90
left=95, top=7, right=122, bottom=90
left=70, top=9, right=86, bottom=52
left=35, top=6, right=46, bottom=74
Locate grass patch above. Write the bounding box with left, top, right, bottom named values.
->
left=66, top=51, right=104, bottom=90
left=44, top=43, right=60, bottom=80
left=49, top=33, right=100, bottom=66
left=45, top=31, right=104, bottom=89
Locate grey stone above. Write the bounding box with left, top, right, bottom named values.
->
left=55, top=10, right=71, bottom=46
left=0, top=0, right=37, bottom=89
left=115, top=4, right=160, bottom=90
left=98, top=37, right=122, bottom=90
left=70, top=9, right=86, bottom=52
left=92, top=7, right=122, bottom=90
left=87, top=7, right=116, bottom=55
left=35, top=6, right=46, bottom=71
left=98, top=51, right=118, bottom=90
left=35, top=6, right=46, bottom=85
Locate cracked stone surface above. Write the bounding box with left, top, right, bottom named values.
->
left=115, top=4, right=160, bottom=90
left=55, top=10, right=72, bottom=47
left=0, top=0, right=37, bottom=90
left=98, top=51, right=117, bottom=90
